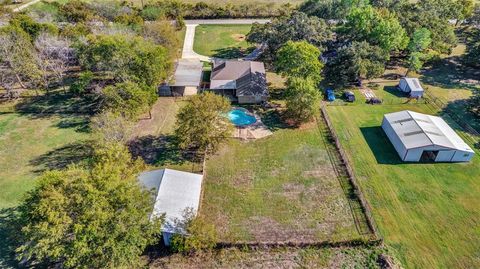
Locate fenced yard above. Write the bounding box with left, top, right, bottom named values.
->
left=326, top=104, right=480, bottom=269
left=201, top=120, right=372, bottom=244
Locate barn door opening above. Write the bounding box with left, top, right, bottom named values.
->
left=420, top=150, right=439, bottom=162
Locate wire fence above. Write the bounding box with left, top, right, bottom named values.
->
left=320, top=103, right=382, bottom=241
left=423, top=89, right=480, bottom=144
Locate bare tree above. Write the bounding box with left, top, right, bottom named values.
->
left=34, top=32, right=75, bottom=93
left=0, top=28, right=41, bottom=92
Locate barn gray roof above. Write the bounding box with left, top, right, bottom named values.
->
left=172, top=59, right=203, bottom=87
left=383, top=110, right=473, bottom=152
left=138, top=169, right=203, bottom=234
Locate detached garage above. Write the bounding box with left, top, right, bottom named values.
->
left=381, top=110, right=474, bottom=162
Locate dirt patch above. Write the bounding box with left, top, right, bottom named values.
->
left=243, top=216, right=319, bottom=243
left=231, top=34, right=246, bottom=42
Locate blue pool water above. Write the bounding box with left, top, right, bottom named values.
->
left=228, top=109, right=257, bottom=126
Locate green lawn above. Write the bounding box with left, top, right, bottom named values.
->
left=326, top=104, right=480, bottom=269
left=202, top=122, right=366, bottom=243
left=0, top=104, right=90, bottom=210
left=193, top=24, right=254, bottom=58
left=0, top=110, right=90, bottom=268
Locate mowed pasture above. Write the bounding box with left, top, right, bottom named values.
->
left=0, top=97, right=92, bottom=210
left=201, top=122, right=367, bottom=244
left=326, top=104, right=480, bottom=269
left=193, top=24, right=254, bottom=59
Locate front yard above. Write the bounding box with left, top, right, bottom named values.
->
left=326, top=104, right=480, bottom=269
left=193, top=24, right=254, bottom=58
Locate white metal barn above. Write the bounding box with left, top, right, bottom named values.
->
left=398, top=77, right=424, bottom=97
left=138, top=169, right=203, bottom=246
left=381, top=110, right=474, bottom=162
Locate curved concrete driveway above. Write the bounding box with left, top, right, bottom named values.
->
left=181, top=19, right=269, bottom=61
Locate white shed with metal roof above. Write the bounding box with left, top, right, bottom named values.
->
left=381, top=110, right=474, bottom=162
left=399, top=77, right=424, bottom=98
left=138, top=169, right=203, bottom=246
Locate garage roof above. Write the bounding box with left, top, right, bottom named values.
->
left=384, top=110, right=474, bottom=152
left=172, top=59, right=203, bottom=87
left=138, top=169, right=203, bottom=234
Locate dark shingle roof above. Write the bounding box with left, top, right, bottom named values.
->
left=211, top=60, right=267, bottom=96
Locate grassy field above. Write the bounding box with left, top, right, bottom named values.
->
left=326, top=103, right=480, bottom=269
left=193, top=24, right=254, bottom=58
left=0, top=96, right=92, bottom=210
left=201, top=121, right=366, bottom=243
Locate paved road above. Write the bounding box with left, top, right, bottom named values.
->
left=12, top=0, right=41, bottom=12
left=185, top=19, right=270, bottom=25
left=181, top=19, right=269, bottom=61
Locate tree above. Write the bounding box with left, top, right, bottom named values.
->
left=406, top=28, right=432, bottom=74
left=397, top=2, right=457, bottom=54
left=0, top=26, right=42, bottom=92
left=34, top=32, right=75, bottom=92
left=284, top=77, right=321, bottom=124
left=90, top=111, right=134, bottom=145
left=59, top=0, right=96, bottom=23
left=275, top=41, right=324, bottom=83
left=343, top=6, right=409, bottom=53
left=77, top=34, right=171, bottom=86
left=325, top=41, right=389, bottom=85
left=175, top=92, right=233, bottom=154
left=17, top=143, right=162, bottom=269
left=9, top=14, right=58, bottom=41
left=143, top=20, right=181, bottom=60
left=247, top=11, right=332, bottom=58
left=102, top=81, right=157, bottom=119
left=464, top=28, right=480, bottom=68
left=300, top=0, right=370, bottom=20
left=170, top=209, right=217, bottom=253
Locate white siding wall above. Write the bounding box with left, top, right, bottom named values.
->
left=382, top=118, right=408, bottom=160
left=451, top=151, right=475, bottom=162
left=435, top=150, right=456, bottom=162
left=404, top=149, right=424, bottom=162
left=399, top=79, right=409, bottom=92
left=410, top=90, right=423, bottom=98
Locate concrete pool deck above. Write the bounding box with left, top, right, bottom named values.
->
left=232, top=114, right=272, bottom=140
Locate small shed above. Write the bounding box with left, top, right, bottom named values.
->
left=398, top=77, right=424, bottom=98
left=381, top=110, right=474, bottom=162
left=138, top=169, right=203, bottom=246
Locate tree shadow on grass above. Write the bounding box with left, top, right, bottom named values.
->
left=15, top=93, right=100, bottom=117
left=0, top=208, right=21, bottom=269
left=383, top=86, right=409, bottom=98
left=29, top=141, right=94, bottom=173
left=212, top=46, right=255, bottom=59
left=360, top=126, right=403, bottom=165
left=55, top=115, right=91, bottom=133
left=421, top=56, right=480, bottom=92
left=128, top=135, right=200, bottom=166
left=436, top=89, right=480, bottom=136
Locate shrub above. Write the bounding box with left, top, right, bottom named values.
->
left=70, top=71, right=93, bottom=96
left=170, top=213, right=217, bottom=253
